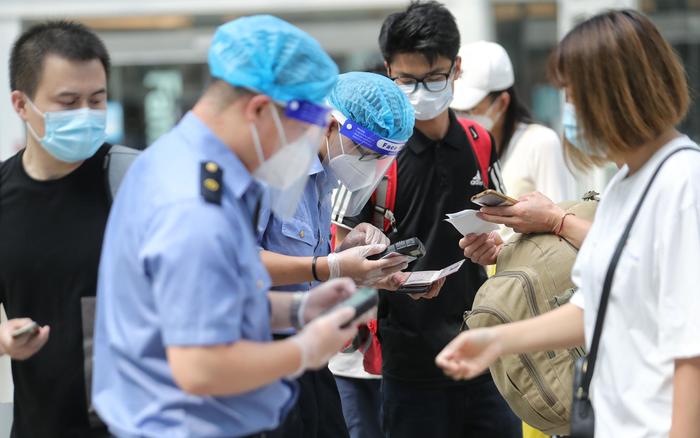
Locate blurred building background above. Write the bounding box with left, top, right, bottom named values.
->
left=0, top=0, right=697, bottom=434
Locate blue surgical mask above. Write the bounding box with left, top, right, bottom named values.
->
left=562, top=102, right=605, bottom=158
left=25, top=98, right=107, bottom=163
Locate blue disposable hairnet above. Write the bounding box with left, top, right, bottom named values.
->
left=327, top=72, right=415, bottom=142
left=208, top=15, right=339, bottom=105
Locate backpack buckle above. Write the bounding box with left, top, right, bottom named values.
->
left=582, top=191, right=600, bottom=201
left=373, top=205, right=398, bottom=234
left=384, top=209, right=398, bottom=233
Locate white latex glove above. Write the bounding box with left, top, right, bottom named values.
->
left=299, top=278, right=356, bottom=324
left=0, top=319, right=50, bottom=360
left=327, top=244, right=409, bottom=285
left=289, top=307, right=360, bottom=376
left=337, top=223, right=390, bottom=252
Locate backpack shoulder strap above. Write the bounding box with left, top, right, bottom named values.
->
left=371, top=159, right=398, bottom=233
left=457, top=118, right=492, bottom=188
left=103, top=144, right=140, bottom=203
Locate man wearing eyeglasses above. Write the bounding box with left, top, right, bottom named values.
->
left=336, top=2, right=521, bottom=438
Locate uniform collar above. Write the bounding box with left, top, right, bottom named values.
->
left=309, top=155, right=325, bottom=176
left=176, top=111, right=254, bottom=199
left=407, top=110, right=465, bottom=155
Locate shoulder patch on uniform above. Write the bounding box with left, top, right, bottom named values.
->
left=200, top=161, right=223, bottom=205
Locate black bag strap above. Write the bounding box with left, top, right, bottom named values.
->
left=580, top=145, right=700, bottom=396
left=103, top=144, right=140, bottom=204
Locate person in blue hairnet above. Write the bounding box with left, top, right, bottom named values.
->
left=258, top=72, right=443, bottom=438
left=92, top=16, right=370, bottom=438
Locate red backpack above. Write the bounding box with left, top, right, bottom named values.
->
left=332, top=118, right=493, bottom=375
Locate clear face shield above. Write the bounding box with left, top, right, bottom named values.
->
left=252, top=100, right=331, bottom=218
left=326, top=110, right=406, bottom=218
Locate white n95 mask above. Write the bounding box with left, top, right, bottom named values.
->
left=326, top=134, right=376, bottom=191
left=250, top=100, right=331, bottom=218
left=326, top=110, right=406, bottom=218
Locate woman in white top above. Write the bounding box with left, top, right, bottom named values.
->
left=438, top=10, right=700, bottom=438
left=451, top=41, right=578, bottom=203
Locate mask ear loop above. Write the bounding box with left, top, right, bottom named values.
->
left=249, top=122, right=265, bottom=166
left=325, top=137, right=332, bottom=161
left=23, top=95, right=46, bottom=144
left=24, top=96, right=45, bottom=118
left=484, top=99, right=496, bottom=116
left=330, top=116, right=347, bottom=158
left=326, top=118, right=346, bottom=161
left=337, top=131, right=347, bottom=155
left=269, top=104, right=288, bottom=149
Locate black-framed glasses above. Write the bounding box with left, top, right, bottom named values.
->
left=339, top=134, right=384, bottom=162
left=357, top=147, right=384, bottom=162
left=390, top=64, right=455, bottom=94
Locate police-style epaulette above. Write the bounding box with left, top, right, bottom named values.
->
left=200, top=161, right=223, bottom=205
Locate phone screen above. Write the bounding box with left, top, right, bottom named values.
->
left=471, top=190, right=517, bottom=207
left=473, top=194, right=512, bottom=207
left=11, top=321, right=39, bottom=338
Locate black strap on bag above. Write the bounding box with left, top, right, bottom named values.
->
left=570, top=145, right=699, bottom=438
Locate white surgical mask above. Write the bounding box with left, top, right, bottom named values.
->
left=326, top=135, right=375, bottom=191
left=399, top=81, right=454, bottom=121
left=467, top=98, right=502, bottom=131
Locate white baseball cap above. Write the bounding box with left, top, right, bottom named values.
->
left=451, top=41, right=515, bottom=111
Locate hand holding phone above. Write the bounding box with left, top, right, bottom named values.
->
left=367, top=237, right=426, bottom=261
left=323, top=287, right=378, bottom=328
left=471, top=189, right=518, bottom=207
left=0, top=319, right=49, bottom=361
left=11, top=321, right=39, bottom=338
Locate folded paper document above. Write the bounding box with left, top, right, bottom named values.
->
left=445, top=209, right=499, bottom=236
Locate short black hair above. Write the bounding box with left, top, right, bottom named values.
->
left=9, top=20, right=110, bottom=98
left=379, top=1, right=460, bottom=66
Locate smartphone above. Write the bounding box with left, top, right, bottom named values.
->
left=325, top=288, right=379, bottom=328
left=395, top=284, right=432, bottom=294
left=367, top=237, right=426, bottom=261
left=11, top=321, right=39, bottom=339
left=471, top=189, right=518, bottom=207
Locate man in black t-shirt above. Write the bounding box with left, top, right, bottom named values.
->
left=338, top=3, right=521, bottom=437
left=0, top=21, right=114, bottom=437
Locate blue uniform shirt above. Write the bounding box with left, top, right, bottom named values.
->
left=92, top=112, right=296, bottom=438
left=258, top=157, right=335, bottom=293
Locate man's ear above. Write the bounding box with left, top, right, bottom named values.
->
left=384, top=60, right=391, bottom=77
left=325, top=118, right=339, bottom=138
left=11, top=91, right=29, bottom=121
left=454, top=56, right=462, bottom=79
left=243, top=94, right=272, bottom=122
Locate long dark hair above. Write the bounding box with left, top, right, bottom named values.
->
left=490, top=86, right=533, bottom=158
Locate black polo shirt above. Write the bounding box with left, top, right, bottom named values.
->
left=343, top=110, right=504, bottom=383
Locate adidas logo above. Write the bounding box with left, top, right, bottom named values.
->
left=470, top=171, right=484, bottom=187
